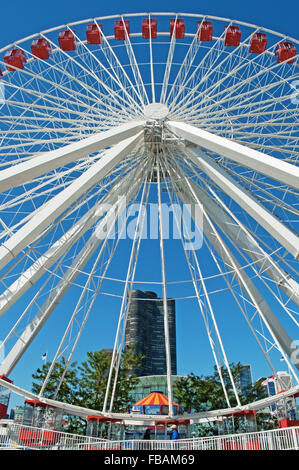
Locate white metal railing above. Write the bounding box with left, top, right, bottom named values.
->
left=0, top=423, right=298, bottom=450
left=0, top=423, right=108, bottom=450
left=77, top=426, right=299, bottom=451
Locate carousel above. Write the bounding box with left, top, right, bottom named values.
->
left=126, top=390, right=189, bottom=440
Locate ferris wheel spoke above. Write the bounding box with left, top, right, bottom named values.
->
left=0, top=152, right=107, bottom=214
left=0, top=12, right=298, bottom=419
left=171, top=43, right=297, bottom=118
left=0, top=59, right=129, bottom=126
left=176, top=165, right=299, bottom=377
left=156, top=159, right=174, bottom=416
left=168, top=121, right=299, bottom=189
left=0, top=121, right=144, bottom=192
left=38, top=33, right=139, bottom=117
left=39, top=190, right=141, bottom=398
left=66, top=25, right=144, bottom=114
left=104, top=160, right=152, bottom=413
left=234, top=139, right=299, bottom=159
left=99, top=28, right=146, bottom=109
left=0, top=159, right=145, bottom=319
left=168, top=21, right=231, bottom=112
left=147, top=14, right=156, bottom=103
left=165, top=19, right=205, bottom=107
left=198, top=50, right=299, bottom=113
left=177, top=69, right=299, bottom=125
left=121, top=17, right=149, bottom=107
left=160, top=15, right=178, bottom=104
left=179, top=144, right=299, bottom=258
left=0, top=132, right=143, bottom=273
left=189, top=175, right=299, bottom=305
left=0, top=173, right=145, bottom=377
left=163, top=155, right=241, bottom=407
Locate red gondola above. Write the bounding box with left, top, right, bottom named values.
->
left=114, top=20, right=130, bottom=40
left=275, top=42, right=296, bottom=64
left=142, top=18, right=157, bottom=39
left=58, top=30, right=76, bottom=51
left=31, top=38, right=51, bottom=60
left=250, top=33, right=267, bottom=54
left=224, top=25, right=241, bottom=47
left=170, top=19, right=185, bottom=39
left=86, top=24, right=102, bottom=44
left=4, top=49, right=26, bottom=71
left=197, top=20, right=213, bottom=42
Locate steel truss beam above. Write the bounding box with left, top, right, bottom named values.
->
left=174, top=168, right=299, bottom=374
left=179, top=145, right=299, bottom=259
left=0, top=132, right=143, bottom=273
left=0, top=163, right=143, bottom=319
left=0, top=168, right=145, bottom=376
left=0, top=121, right=145, bottom=193
left=167, top=121, right=299, bottom=191
left=0, top=376, right=298, bottom=422
left=175, top=172, right=299, bottom=307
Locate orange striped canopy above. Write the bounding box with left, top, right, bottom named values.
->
left=134, top=390, right=179, bottom=407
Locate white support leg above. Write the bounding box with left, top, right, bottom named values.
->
left=168, top=121, right=299, bottom=190
left=0, top=132, right=143, bottom=272
left=0, top=183, right=140, bottom=376
left=182, top=146, right=299, bottom=259
left=0, top=163, right=144, bottom=319
left=175, top=175, right=299, bottom=307
left=176, top=171, right=299, bottom=374
left=0, top=121, right=145, bottom=192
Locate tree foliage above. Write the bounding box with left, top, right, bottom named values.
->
left=173, top=362, right=276, bottom=436
left=31, top=346, right=143, bottom=433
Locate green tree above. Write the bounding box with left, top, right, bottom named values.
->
left=31, top=358, right=85, bottom=433
left=31, top=358, right=80, bottom=404
left=78, top=345, right=143, bottom=413
left=174, top=363, right=275, bottom=436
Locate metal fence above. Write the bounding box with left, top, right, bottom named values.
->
left=0, top=423, right=298, bottom=450
left=0, top=423, right=107, bottom=450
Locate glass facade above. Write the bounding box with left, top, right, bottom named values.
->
left=129, top=375, right=182, bottom=404
left=125, top=290, right=177, bottom=376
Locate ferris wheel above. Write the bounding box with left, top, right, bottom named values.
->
left=0, top=12, right=298, bottom=423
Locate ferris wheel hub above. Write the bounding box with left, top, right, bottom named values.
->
left=143, top=103, right=169, bottom=121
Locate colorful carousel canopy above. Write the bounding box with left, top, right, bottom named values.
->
left=132, top=390, right=181, bottom=415
left=134, top=390, right=179, bottom=407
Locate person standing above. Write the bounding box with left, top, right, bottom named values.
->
left=171, top=424, right=180, bottom=440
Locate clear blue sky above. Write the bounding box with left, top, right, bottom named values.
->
left=0, top=0, right=298, bottom=413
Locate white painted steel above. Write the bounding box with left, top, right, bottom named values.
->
left=1, top=423, right=299, bottom=450
left=168, top=121, right=299, bottom=191
left=0, top=12, right=298, bottom=424
left=1, top=376, right=299, bottom=424
left=0, top=132, right=143, bottom=272
left=182, top=146, right=299, bottom=259
left=0, top=167, right=146, bottom=376
left=0, top=122, right=145, bottom=192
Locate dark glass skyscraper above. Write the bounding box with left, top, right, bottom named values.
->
left=125, top=290, right=177, bottom=376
